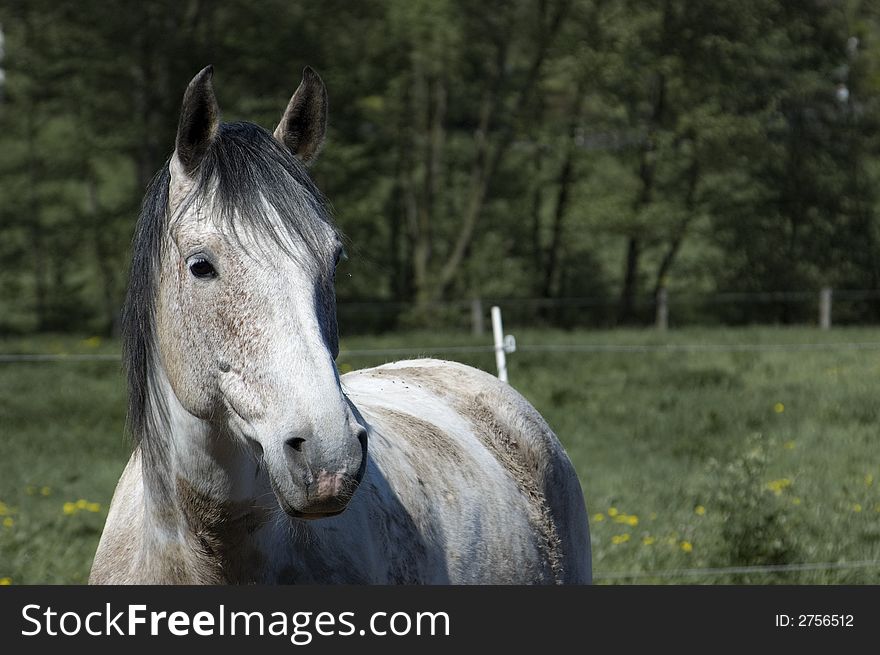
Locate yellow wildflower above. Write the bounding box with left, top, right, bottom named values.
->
left=0, top=578, right=11, bottom=586
left=592, top=513, right=605, bottom=523
left=774, top=402, right=785, bottom=414
left=680, top=541, right=693, bottom=553
left=63, top=502, right=77, bottom=515
left=83, top=336, right=102, bottom=348
left=852, top=503, right=862, bottom=513
left=766, top=478, right=793, bottom=495
left=75, top=499, right=88, bottom=510
left=86, top=503, right=101, bottom=513
left=865, top=474, right=874, bottom=488
left=792, top=497, right=801, bottom=505
left=607, top=507, right=618, bottom=517
left=40, top=486, right=51, bottom=496
left=611, top=533, right=630, bottom=545
left=694, top=505, right=706, bottom=516
left=642, top=536, right=655, bottom=546
left=2, top=518, right=13, bottom=528
left=612, top=513, right=638, bottom=526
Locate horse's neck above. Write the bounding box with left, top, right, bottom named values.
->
left=138, top=367, right=279, bottom=583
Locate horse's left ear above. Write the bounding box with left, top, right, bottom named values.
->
left=174, top=65, right=220, bottom=176
left=273, top=66, right=328, bottom=165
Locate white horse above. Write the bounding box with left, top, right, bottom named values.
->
left=90, top=66, right=591, bottom=584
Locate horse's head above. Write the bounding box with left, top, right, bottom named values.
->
left=154, top=66, right=366, bottom=518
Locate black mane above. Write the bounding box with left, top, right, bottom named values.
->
left=122, top=121, right=335, bottom=456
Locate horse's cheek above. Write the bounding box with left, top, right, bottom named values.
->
left=156, top=277, right=219, bottom=419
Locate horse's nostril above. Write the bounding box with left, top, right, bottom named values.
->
left=286, top=436, right=306, bottom=452
left=355, top=427, right=367, bottom=449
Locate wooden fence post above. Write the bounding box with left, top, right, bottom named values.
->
left=819, top=287, right=832, bottom=329
left=655, top=287, right=669, bottom=331
left=471, top=297, right=484, bottom=336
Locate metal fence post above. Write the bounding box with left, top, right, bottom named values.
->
left=491, top=306, right=508, bottom=383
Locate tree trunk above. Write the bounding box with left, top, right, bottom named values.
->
left=432, top=0, right=571, bottom=301
left=653, top=152, right=699, bottom=298
left=530, top=145, right=545, bottom=276
left=542, top=79, right=585, bottom=298
left=618, top=237, right=641, bottom=324
left=22, top=17, right=47, bottom=330
left=616, top=0, right=672, bottom=325
left=86, top=174, right=120, bottom=336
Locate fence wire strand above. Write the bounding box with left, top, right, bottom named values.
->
left=4, top=341, right=880, bottom=362
left=593, top=559, right=880, bottom=581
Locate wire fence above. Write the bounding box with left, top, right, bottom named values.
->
left=332, top=287, right=880, bottom=334
left=4, top=340, right=880, bottom=363
left=3, top=312, right=879, bottom=582
left=593, top=559, right=880, bottom=581
left=0, top=353, right=122, bottom=363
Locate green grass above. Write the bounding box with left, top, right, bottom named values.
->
left=2, top=327, right=880, bottom=584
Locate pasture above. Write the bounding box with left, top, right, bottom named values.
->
left=1, top=327, right=879, bottom=584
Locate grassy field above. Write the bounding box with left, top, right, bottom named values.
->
left=1, top=327, right=879, bottom=584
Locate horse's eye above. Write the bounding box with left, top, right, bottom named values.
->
left=189, top=258, right=217, bottom=279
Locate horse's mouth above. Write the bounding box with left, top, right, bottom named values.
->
left=289, top=507, right=347, bottom=520
left=275, top=494, right=350, bottom=520
left=269, top=474, right=359, bottom=521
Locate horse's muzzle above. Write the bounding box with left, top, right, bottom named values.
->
left=296, top=471, right=362, bottom=518
left=273, top=425, right=367, bottom=519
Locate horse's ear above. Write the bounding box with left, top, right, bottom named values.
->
left=173, top=65, right=220, bottom=177
left=273, top=66, right=327, bottom=165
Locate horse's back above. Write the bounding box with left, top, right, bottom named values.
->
left=342, top=358, right=591, bottom=583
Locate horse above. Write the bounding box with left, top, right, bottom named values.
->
left=89, top=66, right=591, bottom=584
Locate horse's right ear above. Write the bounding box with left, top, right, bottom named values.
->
left=173, top=65, right=220, bottom=178
left=273, top=66, right=328, bottom=165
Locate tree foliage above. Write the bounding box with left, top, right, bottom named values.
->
left=1, top=0, right=879, bottom=333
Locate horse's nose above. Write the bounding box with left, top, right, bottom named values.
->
left=284, top=426, right=365, bottom=456
left=355, top=425, right=367, bottom=451
left=285, top=435, right=306, bottom=453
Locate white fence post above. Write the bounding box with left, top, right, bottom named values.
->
left=491, top=306, right=516, bottom=383
left=819, top=287, right=832, bottom=330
